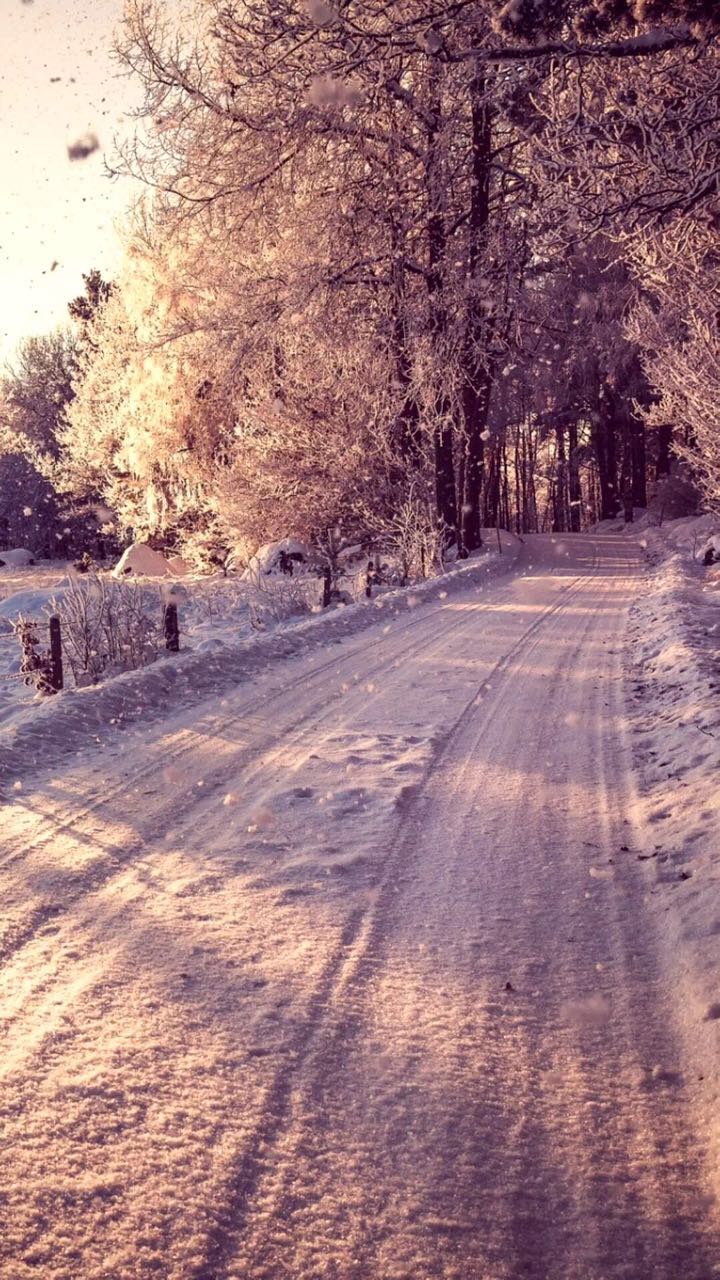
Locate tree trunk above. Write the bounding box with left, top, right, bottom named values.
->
left=630, top=412, right=647, bottom=509
left=553, top=424, right=568, bottom=532
left=425, top=63, right=457, bottom=541
left=656, top=423, right=673, bottom=479
left=568, top=418, right=582, bottom=531
left=459, top=64, right=493, bottom=553
left=592, top=398, right=618, bottom=521
left=483, top=440, right=501, bottom=528
left=389, top=228, right=422, bottom=465
left=501, top=432, right=511, bottom=530
left=460, top=379, right=490, bottom=550
left=435, top=426, right=457, bottom=537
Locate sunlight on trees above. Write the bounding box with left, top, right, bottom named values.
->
left=4, top=0, right=718, bottom=564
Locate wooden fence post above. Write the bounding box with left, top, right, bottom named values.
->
left=48, top=615, right=63, bottom=692
left=164, top=602, right=180, bottom=652
left=365, top=560, right=373, bottom=598
left=322, top=566, right=332, bottom=609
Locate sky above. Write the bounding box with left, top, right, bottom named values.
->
left=0, top=0, right=142, bottom=364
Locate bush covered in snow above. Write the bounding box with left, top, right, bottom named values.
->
left=0, top=548, right=35, bottom=568
left=381, top=493, right=445, bottom=582
left=246, top=569, right=323, bottom=630
left=113, top=542, right=179, bottom=579
left=49, top=574, right=161, bottom=685
left=241, top=538, right=313, bottom=581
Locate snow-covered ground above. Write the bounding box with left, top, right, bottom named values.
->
left=0, top=533, right=520, bottom=784
left=1, top=529, right=720, bottom=1279
left=0, top=560, right=74, bottom=726
left=624, top=513, right=720, bottom=1188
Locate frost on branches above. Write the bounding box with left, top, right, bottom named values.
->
left=13, top=0, right=717, bottom=570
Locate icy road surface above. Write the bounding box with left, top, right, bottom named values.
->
left=1, top=534, right=718, bottom=1279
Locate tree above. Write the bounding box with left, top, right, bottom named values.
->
left=627, top=219, right=720, bottom=513
left=56, top=0, right=717, bottom=564
left=68, top=270, right=115, bottom=342
left=113, top=1, right=548, bottom=549
left=2, top=330, right=78, bottom=457
left=522, top=13, right=719, bottom=517
left=0, top=331, right=78, bottom=554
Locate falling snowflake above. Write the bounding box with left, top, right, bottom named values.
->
left=67, top=132, right=100, bottom=161
left=303, top=0, right=338, bottom=23
left=308, top=76, right=362, bottom=108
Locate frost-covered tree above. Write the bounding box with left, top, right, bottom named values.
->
left=57, top=0, right=717, bottom=561
left=628, top=220, right=720, bottom=513
left=523, top=12, right=719, bottom=515
left=61, top=202, right=403, bottom=560
left=111, top=0, right=547, bottom=550
left=2, top=330, right=78, bottom=458
left=59, top=233, right=231, bottom=545
left=0, top=331, right=79, bottom=554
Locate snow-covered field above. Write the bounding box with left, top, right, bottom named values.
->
left=0, top=533, right=520, bottom=784
left=1, top=528, right=720, bottom=1279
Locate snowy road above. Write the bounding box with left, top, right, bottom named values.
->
left=2, top=534, right=718, bottom=1279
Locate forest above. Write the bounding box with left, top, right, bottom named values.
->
left=1, top=0, right=718, bottom=572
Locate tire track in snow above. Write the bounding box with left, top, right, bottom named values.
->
left=0, top=568, right=592, bottom=1119
left=0, top=568, right=585, bottom=977
left=202, top=541, right=718, bottom=1280
left=0, top=591, right=493, bottom=970
left=1, top=590, right=540, bottom=1087
left=0, top=572, right=517, bottom=875
left=184, top=569, right=599, bottom=1280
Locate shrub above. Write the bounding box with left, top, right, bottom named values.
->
left=73, top=551, right=93, bottom=574
left=246, top=569, right=322, bottom=630
left=50, top=573, right=160, bottom=684
left=649, top=471, right=702, bottom=524
left=380, top=492, right=445, bottom=582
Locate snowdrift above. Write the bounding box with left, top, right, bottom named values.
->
left=625, top=512, right=720, bottom=1140
left=0, top=548, right=35, bottom=568
left=113, top=543, right=189, bottom=578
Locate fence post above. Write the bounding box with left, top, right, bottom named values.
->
left=322, top=566, right=332, bottom=608
left=48, top=615, right=63, bottom=692
left=365, top=560, right=373, bottom=599
left=164, top=602, right=180, bottom=652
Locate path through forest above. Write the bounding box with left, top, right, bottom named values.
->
left=1, top=534, right=718, bottom=1280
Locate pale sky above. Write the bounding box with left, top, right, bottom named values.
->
left=0, top=0, right=142, bottom=364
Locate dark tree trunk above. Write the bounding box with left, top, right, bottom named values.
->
left=389, top=227, right=422, bottom=465
left=656, top=424, right=673, bottom=479
left=425, top=65, right=457, bottom=542
left=630, top=413, right=647, bottom=508
left=526, top=425, right=538, bottom=532
left=435, top=426, right=457, bottom=536
left=553, top=424, right=568, bottom=532
left=513, top=428, right=522, bottom=534
left=568, top=418, right=582, bottom=532
left=501, top=432, right=511, bottom=530
left=459, top=64, right=493, bottom=553
left=460, top=378, right=491, bottom=550
left=483, top=440, right=501, bottom=528
left=592, top=402, right=618, bottom=521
